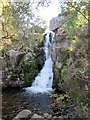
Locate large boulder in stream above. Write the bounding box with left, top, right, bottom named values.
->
left=12, top=110, right=32, bottom=120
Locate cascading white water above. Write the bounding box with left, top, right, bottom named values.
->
left=26, top=29, right=54, bottom=93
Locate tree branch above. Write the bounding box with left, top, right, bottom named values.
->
left=67, top=2, right=88, bottom=21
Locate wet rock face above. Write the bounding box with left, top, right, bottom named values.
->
left=50, top=33, right=70, bottom=88
left=49, top=12, right=70, bottom=89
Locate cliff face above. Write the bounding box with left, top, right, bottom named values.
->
left=49, top=12, right=89, bottom=118
left=50, top=34, right=70, bottom=88
left=49, top=14, right=69, bottom=88
left=49, top=13, right=68, bottom=32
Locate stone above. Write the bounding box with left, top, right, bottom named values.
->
left=14, top=109, right=32, bottom=119
left=31, top=114, right=44, bottom=119
left=9, top=49, right=25, bottom=67
left=52, top=116, right=59, bottom=119
left=43, top=113, right=52, bottom=119
left=15, top=52, right=25, bottom=66
left=12, top=118, right=20, bottom=120
left=56, top=62, right=62, bottom=69
left=25, top=52, right=32, bottom=60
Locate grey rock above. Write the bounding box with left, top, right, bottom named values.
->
left=9, top=50, right=18, bottom=67
left=9, top=49, right=25, bottom=67
left=31, top=114, right=44, bottom=119
left=52, top=116, right=59, bottom=119
left=14, top=109, right=32, bottom=119
left=49, top=15, right=65, bottom=31
left=52, top=116, right=63, bottom=120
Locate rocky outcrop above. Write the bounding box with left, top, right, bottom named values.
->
left=2, top=42, right=44, bottom=89
left=49, top=13, right=70, bottom=89
left=49, top=9, right=89, bottom=118
left=50, top=33, right=70, bottom=89
left=9, top=50, right=25, bottom=67
left=49, top=15, right=64, bottom=32
left=49, top=13, right=68, bottom=32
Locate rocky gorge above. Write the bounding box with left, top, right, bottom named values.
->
left=2, top=1, right=90, bottom=119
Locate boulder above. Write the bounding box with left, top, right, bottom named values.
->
left=52, top=116, right=59, bottom=119
left=31, top=114, right=44, bottom=119
left=43, top=113, right=52, bottom=119
left=13, top=109, right=32, bottom=119
left=9, top=50, right=25, bottom=67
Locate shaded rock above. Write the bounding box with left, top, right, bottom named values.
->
left=25, top=52, right=33, bottom=60
left=15, top=52, right=25, bottom=66
left=9, top=49, right=25, bottom=67
left=13, top=109, right=32, bottom=119
left=31, top=114, right=44, bottom=119
left=9, top=50, right=18, bottom=67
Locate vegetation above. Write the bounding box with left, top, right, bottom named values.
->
left=1, top=1, right=45, bottom=87
left=53, top=1, right=90, bottom=118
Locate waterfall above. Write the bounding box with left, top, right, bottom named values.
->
left=26, top=29, right=54, bottom=93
